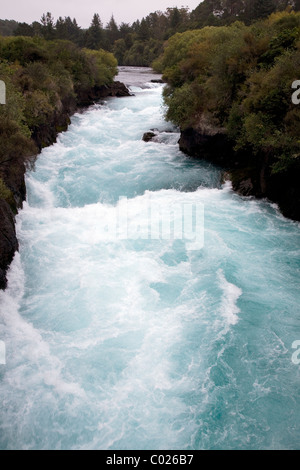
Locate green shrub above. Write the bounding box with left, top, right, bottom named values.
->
left=157, top=11, right=300, bottom=173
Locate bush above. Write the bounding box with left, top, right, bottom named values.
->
left=0, top=34, right=118, bottom=215
left=157, top=11, right=300, bottom=173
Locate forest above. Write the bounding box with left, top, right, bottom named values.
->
left=0, top=36, right=118, bottom=288
left=152, top=8, right=300, bottom=221
left=1, top=1, right=300, bottom=66
left=0, top=36, right=117, bottom=208
left=154, top=10, right=300, bottom=176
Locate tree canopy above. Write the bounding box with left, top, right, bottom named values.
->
left=153, top=10, right=300, bottom=176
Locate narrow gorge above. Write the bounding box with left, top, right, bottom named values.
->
left=0, top=68, right=299, bottom=450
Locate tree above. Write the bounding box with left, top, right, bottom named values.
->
left=32, top=22, right=43, bottom=36
left=106, top=15, right=119, bottom=46
left=85, top=14, right=103, bottom=50
left=244, top=0, right=276, bottom=21
left=138, top=18, right=150, bottom=41
left=113, top=38, right=127, bottom=64
left=40, top=12, right=55, bottom=40
left=0, top=19, right=18, bottom=36
left=55, top=16, right=82, bottom=44
left=14, top=22, right=34, bottom=37
left=168, top=7, right=182, bottom=30
left=146, top=11, right=169, bottom=40
left=119, top=22, right=131, bottom=39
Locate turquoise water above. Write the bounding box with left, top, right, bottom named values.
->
left=0, top=68, right=299, bottom=450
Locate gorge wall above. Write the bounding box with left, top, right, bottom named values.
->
left=0, top=81, right=130, bottom=290
left=179, top=127, right=300, bottom=222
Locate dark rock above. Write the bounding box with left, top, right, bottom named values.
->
left=3, top=160, right=28, bottom=210
left=0, top=200, right=18, bottom=290
left=105, top=81, right=131, bottom=97
left=143, top=131, right=157, bottom=142
left=267, top=164, right=300, bottom=221
left=229, top=168, right=260, bottom=197
left=179, top=126, right=300, bottom=221
left=179, top=127, right=236, bottom=166
left=237, top=178, right=254, bottom=196
left=82, top=81, right=131, bottom=103
left=151, top=79, right=164, bottom=84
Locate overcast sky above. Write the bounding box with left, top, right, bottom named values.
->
left=2, top=0, right=202, bottom=28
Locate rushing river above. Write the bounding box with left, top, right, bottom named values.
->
left=0, top=67, right=299, bottom=450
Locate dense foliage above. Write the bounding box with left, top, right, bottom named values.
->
left=9, top=9, right=191, bottom=67
left=0, top=35, right=117, bottom=208
left=154, top=11, right=300, bottom=175
left=190, top=0, right=300, bottom=27
left=3, top=1, right=299, bottom=66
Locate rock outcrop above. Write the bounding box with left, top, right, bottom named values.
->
left=0, top=200, right=18, bottom=290
left=179, top=125, right=300, bottom=221
left=142, top=129, right=159, bottom=142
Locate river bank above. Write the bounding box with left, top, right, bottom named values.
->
left=1, top=63, right=300, bottom=290
left=0, top=80, right=130, bottom=289
left=178, top=126, right=300, bottom=222
left=0, top=74, right=299, bottom=450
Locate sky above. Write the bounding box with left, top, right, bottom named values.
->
left=2, top=0, right=202, bottom=27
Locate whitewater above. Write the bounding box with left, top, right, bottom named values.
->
left=0, top=67, right=299, bottom=450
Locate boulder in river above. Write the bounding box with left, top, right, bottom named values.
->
left=142, top=132, right=156, bottom=142
left=142, top=129, right=159, bottom=142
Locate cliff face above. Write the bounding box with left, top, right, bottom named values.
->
left=0, top=81, right=131, bottom=289
left=32, top=82, right=131, bottom=151
left=0, top=200, right=19, bottom=289
left=179, top=126, right=300, bottom=222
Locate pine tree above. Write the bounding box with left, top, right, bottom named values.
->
left=168, top=7, right=182, bottom=30
left=106, top=15, right=119, bottom=45
left=137, top=18, right=150, bottom=41
left=86, top=14, right=103, bottom=50
left=14, top=22, right=34, bottom=37
left=55, top=16, right=81, bottom=44
left=40, top=12, right=55, bottom=40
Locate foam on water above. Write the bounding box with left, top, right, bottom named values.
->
left=0, top=68, right=299, bottom=450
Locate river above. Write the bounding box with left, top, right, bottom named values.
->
left=0, top=67, right=299, bottom=450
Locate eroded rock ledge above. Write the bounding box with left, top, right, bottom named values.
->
left=179, top=126, right=300, bottom=222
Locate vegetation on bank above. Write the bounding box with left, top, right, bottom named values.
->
left=1, top=1, right=299, bottom=67
left=153, top=10, right=300, bottom=176
left=0, top=9, right=191, bottom=67
left=1, top=2, right=300, bottom=289
left=0, top=35, right=118, bottom=288
left=0, top=35, right=117, bottom=209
